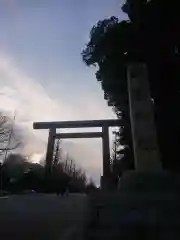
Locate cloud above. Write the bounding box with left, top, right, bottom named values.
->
left=0, top=53, right=116, bottom=184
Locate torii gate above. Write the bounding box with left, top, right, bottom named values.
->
left=33, top=63, right=162, bottom=189
left=33, top=119, right=121, bottom=188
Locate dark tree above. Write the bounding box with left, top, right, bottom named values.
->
left=52, top=139, right=62, bottom=171
left=0, top=147, right=89, bottom=194
left=121, top=0, right=180, bottom=171
left=82, top=0, right=180, bottom=173
left=82, top=17, right=135, bottom=178
left=0, top=112, right=21, bottom=156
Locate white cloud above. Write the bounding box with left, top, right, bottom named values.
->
left=0, top=53, right=116, bottom=184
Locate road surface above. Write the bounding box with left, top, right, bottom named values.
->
left=0, top=194, right=89, bottom=240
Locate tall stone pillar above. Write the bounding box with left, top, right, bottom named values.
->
left=127, top=63, right=162, bottom=171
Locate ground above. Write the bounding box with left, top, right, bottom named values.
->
left=0, top=193, right=89, bottom=240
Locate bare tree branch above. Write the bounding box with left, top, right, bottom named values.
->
left=0, top=112, right=22, bottom=155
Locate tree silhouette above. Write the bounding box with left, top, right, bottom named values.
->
left=82, top=0, right=180, bottom=173
left=82, top=17, right=134, bottom=178
left=121, top=0, right=180, bottom=171
left=52, top=139, right=62, bottom=171
left=0, top=116, right=93, bottom=193
left=0, top=112, right=21, bottom=157
left=0, top=152, right=89, bottom=194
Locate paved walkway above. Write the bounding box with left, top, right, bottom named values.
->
left=85, top=189, right=180, bottom=240
left=0, top=194, right=89, bottom=240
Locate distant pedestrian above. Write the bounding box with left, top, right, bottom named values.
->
left=60, top=187, right=66, bottom=196
left=65, top=187, right=69, bottom=197
left=56, top=189, right=60, bottom=196
left=56, top=186, right=65, bottom=196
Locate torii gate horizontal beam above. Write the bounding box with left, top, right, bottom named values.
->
left=33, top=119, right=120, bottom=129
left=55, top=132, right=103, bottom=139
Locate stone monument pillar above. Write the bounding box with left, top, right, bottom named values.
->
left=87, top=64, right=180, bottom=238
left=127, top=63, right=162, bottom=171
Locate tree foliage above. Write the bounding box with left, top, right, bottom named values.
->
left=121, top=0, right=180, bottom=171
left=51, top=140, right=88, bottom=193
left=0, top=112, right=21, bottom=156
left=82, top=0, right=180, bottom=174
left=82, top=17, right=135, bottom=177
left=0, top=150, right=91, bottom=194
left=0, top=114, right=95, bottom=194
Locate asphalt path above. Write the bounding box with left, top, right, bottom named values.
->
left=0, top=193, right=89, bottom=240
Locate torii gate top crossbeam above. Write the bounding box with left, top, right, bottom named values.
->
left=33, top=119, right=121, bottom=129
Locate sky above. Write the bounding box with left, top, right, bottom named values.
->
left=0, top=0, right=127, bottom=184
